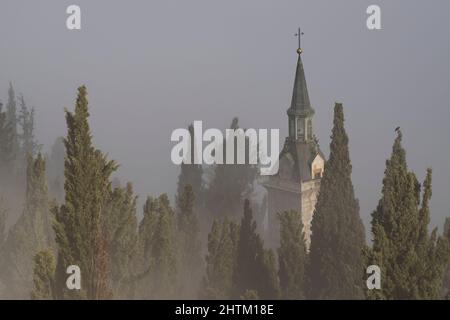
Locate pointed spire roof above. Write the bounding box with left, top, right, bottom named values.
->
left=287, top=52, right=314, bottom=117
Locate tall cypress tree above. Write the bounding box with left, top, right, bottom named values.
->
left=177, top=184, right=202, bottom=298
left=201, top=218, right=239, bottom=299
left=53, top=86, right=117, bottom=299
left=233, top=199, right=279, bottom=299
left=443, top=218, right=450, bottom=296
left=0, top=197, right=6, bottom=247
left=278, top=210, right=307, bottom=299
left=367, top=132, right=449, bottom=299
left=2, top=153, right=53, bottom=298
left=307, top=103, right=366, bottom=299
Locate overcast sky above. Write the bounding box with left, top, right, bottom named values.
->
left=1, top=0, right=450, bottom=231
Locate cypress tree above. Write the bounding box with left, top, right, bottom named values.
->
left=134, top=196, right=159, bottom=298
left=0, top=102, right=14, bottom=178
left=104, top=182, right=138, bottom=299
left=2, top=153, right=53, bottom=298
left=307, top=103, right=366, bottom=299
left=278, top=210, right=307, bottom=299
left=18, top=94, right=39, bottom=159
left=233, top=199, right=279, bottom=299
left=53, top=86, right=117, bottom=299
left=5, top=83, right=19, bottom=162
left=367, top=132, right=449, bottom=299
left=177, top=184, right=202, bottom=298
left=201, top=218, right=239, bottom=299
left=150, top=194, right=178, bottom=298
left=205, top=118, right=258, bottom=222
left=443, top=218, right=450, bottom=296
left=31, top=250, right=56, bottom=300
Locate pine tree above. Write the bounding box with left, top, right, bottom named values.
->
left=18, top=94, right=40, bottom=159
left=2, top=153, right=53, bottom=298
left=278, top=210, right=307, bottom=299
left=177, top=184, right=202, bottom=298
left=307, top=103, right=366, bottom=299
left=103, top=182, right=138, bottom=298
left=233, top=199, right=279, bottom=299
left=201, top=218, right=239, bottom=299
left=367, top=131, right=449, bottom=299
left=31, top=250, right=56, bottom=300
left=53, top=86, right=117, bottom=299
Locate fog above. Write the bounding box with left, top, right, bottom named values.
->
left=1, top=0, right=450, bottom=231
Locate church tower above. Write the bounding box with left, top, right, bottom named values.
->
left=262, top=32, right=325, bottom=249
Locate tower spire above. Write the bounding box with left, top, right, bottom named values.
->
left=287, top=28, right=315, bottom=141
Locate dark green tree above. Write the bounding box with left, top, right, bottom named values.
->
left=31, top=250, right=56, bottom=300
left=2, top=154, right=53, bottom=298
left=233, top=199, right=279, bottom=299
left=307, top=103, right=366, bottom=299
left=366, top=132, right=449, bottom=299
left=278, top=210, right=307, bottom=299
left=177, top=184, right=202, bottom=298
left=201, top=218, right=239, bottom=299
left=53, top=86, right=117, bottom=299
left=0, top=197, right=6, bottom=247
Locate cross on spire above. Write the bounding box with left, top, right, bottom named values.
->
left=295, top=28, right=304, bottom=54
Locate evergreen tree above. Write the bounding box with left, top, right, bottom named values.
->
left=147, top=194, right=178, bottom=298
left=53, top=86, right=117, bottom=299
left=177, top=184, right=202, bottom=298
left=135, top=194, right=178, bottom=299
left=134, top=196, right=159, bottom=298
left=233, top=199, right=279, bottom=299
left=201, top=218, right=239, bottom=299
left=205, top=118, right=258, bottom=222
left=278, top=210, right=307, bottom=299
left=5, top=83, right=19, bottom=162
left=0, top=102, right=14, bottom=178
left=1, top=154, right=53, bottom=298
left=103, top=183, right=138, bottom=299
left=18, top=94, right=40, bottom=159
left=443, top=218, right=450, bottom=295
left=31, top=250, right=56, bottom=300
left=307, top=103, right=366, bottom=300
left=177, top=124, right=204, bottom=207
left=367, top=131, right=449, bottom=299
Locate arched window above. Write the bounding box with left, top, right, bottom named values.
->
left=307, top=119, right=313, bottom=141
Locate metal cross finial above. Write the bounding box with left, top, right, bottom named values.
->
left=295, top=28, right=304, bottom=49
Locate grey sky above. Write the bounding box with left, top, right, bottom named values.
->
left=1, top=0, right=450, bottom=231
